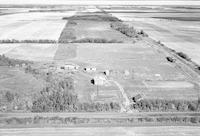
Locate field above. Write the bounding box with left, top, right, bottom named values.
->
left=106, top=6, right=200, bottom=65
left=59, top=17, right=133, bottom=43
left=0, top=11, right=76, bottom=41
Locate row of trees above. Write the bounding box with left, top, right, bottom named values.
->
left=110, top=22, right=148, bottom=38
left=132, top=99, right=200, bottom=112
left=0, top=39, right=57, bottom=43
left=71, top=38, right=123, bottom=43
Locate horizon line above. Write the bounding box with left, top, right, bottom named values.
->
left=0, top=1, right=200, bottom=6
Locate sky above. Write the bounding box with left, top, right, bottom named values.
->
left=0, top=0, right=200, bottom=5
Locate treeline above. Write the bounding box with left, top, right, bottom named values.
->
left=0, top=54, right=31, bottom=66
left=0, top=39, right=57, bottom=43
left=2, top=115, right=200, bottom=126
left=71, top=38, right=123, bottom=43
left=62, top=14, right=121, bottom=22
left=132, top=99, right=200, bottom=112
left=110, top=22, right=148, bottom=38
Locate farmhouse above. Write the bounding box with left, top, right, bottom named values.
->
left=84, top=66, right=96, bottom=72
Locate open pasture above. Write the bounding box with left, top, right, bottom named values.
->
left=0, top=11, right=76, bottom=41
left=2, top=43, right=58, bottom=61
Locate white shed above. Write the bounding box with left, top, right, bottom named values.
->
left=93, top=75, right=106, bottom=85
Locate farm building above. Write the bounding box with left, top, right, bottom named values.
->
left=84, top=66, right=96, bottom=72
left=64, top=64, right=80, bottom=70
left=132, top=94, right=142, bottom=103
left=48, top=65, right=57, bottom=71
left=92, top=74, right=107, bottom=85
left=103, top=70, right=110, bottom=76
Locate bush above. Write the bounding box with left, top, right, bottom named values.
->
left=138, top=30, right=148, bottom=37
left=5, top=91, right=14, bottom=103
left=110, top=22, right=147, bottom=38
left=190, top=117, right=199, bottom=123
left=110, top=22, right=138, bottom=38
left=188, top=102, right=197, bottom=111
left=176, top=52, right=191, bottom=61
